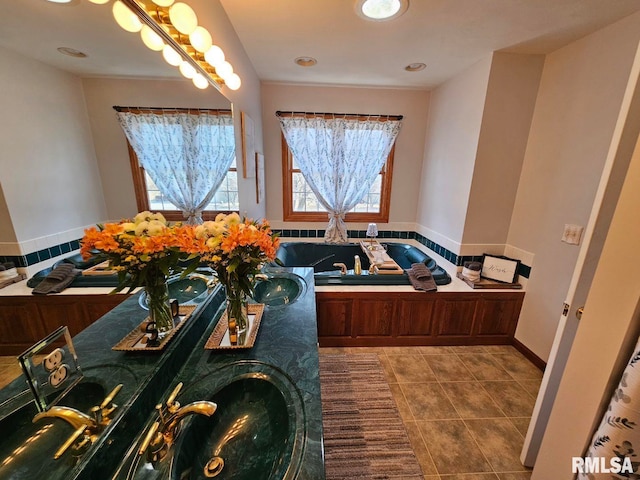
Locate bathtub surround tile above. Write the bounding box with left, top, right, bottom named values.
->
left=424, top=355, right=475, bottom=382
left=457, top=353, right=513, bottom=381
left=403, top=421, right=438, bottom=475
left=481, top=382, right=536, bottom=417
left=400, top=383, right=459, bottom=420
left=388, top=354, right=438, bottom=383
left=492, top=354, right=543, bottom=380
left=417, top=420, right=492, bottom=474
left=509, top=417, right=532, bottom=437
left=440, top=382, right=505, bottom=419
left=465, top=418, right=528, bottom=472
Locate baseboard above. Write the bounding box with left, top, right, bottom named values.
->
left=512, top=338, right=546, bottom=371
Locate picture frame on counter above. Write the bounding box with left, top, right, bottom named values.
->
left=481, top=254, right=520, bottom=284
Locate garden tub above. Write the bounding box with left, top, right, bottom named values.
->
left=273, top=242, right=451, bottom=286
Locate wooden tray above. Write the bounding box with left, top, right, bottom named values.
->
left=456, top=272, right=522, bottom=289
left=82, top=260, right=116, bottom=276
left=112, top=305, right=196, bottom=352
left=205, top=303, right=265, bottom=350
left=359, top=241, right=405, bottom=275
left=0, top=273, right=26, bottom=289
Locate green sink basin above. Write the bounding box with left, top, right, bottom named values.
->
left=119, top=362, right=305, bottom=480
left=252, top=274, right=305, bottom=307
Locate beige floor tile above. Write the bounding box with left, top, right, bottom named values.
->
left=404, top=421, right=438, bottom=475
left=440, top=475, right=499, bottom=480
left=481, top=382, right=536, bottom=418
left=417, top=420, right=492, bottom=475
left=516, top=379, right=542, bottom=398
left=508, top=418, right=531, bottom=438
left=424, top=476, right=442, bottom=480
left=449, top=346, right=488, bottom=354
left=440, top=382, right=505, bottom=419
left=389, top=383, right=414, bottom=422
left=378, top=354, right=399, bottom=384
left=388, top=354, right=437, bottom=383
left=424, top=355, right=475, bottom=382
left=465, top=418, right=528, bottom=472
left=400, top=383, right=459, bottom=420
left=497, top=473, right=532, bottom=480
left=457, top=353, right=513, bottom=381
left=482, top=345, right=521, bottom=355
left=420, top=346, right=456, bottom=355
left=491, top=354, right=542, bottom=381
left=318, top=347, right=348, bottom=354
left=0, top=364, right=23, bottom=389
left=346, top=346, right=387, bottom=354
left=384, top=346, right=424, bottom=356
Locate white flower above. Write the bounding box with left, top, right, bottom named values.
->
left=121, top=222, right=136, bottom=233
left=147, top=220, right=166, bottom=236
left=134, top=221, right=150, bottom=236
left=225, top=212, right=241, bottom=226
left=134, top=211, right=153, bottom=224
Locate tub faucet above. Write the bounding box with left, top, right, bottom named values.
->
left=354, top=255, right=362, bottom=275
left=333, top=263, right=348, bottom=275
left=138, top=382, right=217, bottom=463
left=187, top=273, right=218, bottom=289
left=368, top=263, right=379, bottom=275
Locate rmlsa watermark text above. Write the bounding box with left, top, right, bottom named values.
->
left=572, top=457, right=635, bottom=474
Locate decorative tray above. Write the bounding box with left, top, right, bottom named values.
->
left=456, top=272, right=522, bottom=289
left=205, top=303, right=265, bottom=350
left=112, top=305, right=197, bottom=352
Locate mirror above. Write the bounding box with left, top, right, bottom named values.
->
left=0, top=0, right=233, bottom=384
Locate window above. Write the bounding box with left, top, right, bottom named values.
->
left=281, top=119, right=395, bottom=223
left=124, top=108, right=239, bottom=221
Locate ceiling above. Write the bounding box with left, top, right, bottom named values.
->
left=1, top=0, right=640, bottom=90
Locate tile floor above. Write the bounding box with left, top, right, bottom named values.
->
left=0, top=345, right=541, bottom=480
left=319, top=345, right=542, bottom=480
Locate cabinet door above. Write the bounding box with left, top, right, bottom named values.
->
left=353, top=299, right=395, bottom=337
left=475, top=296, right=522, bottom=337
left=433, top=298, right=477, bottom=336
left=0, top=300, right=46, bottom=347
left=317, top=298, right=352, bottom=337
left=36, top=300, right=87, bottom=338
left=395, top=298, right=436, bottom=337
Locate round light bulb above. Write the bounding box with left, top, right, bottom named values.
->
left=169, top=2, right=198, bottom=35
left=112, top=1, right=142, bottom=33
left=204, top=45, right=225, bottom=67
left=216, top=60, right=233, bottom=80
left=179, top=61, right=196, bottom=79
left=88, top=0, right=110, bottom=4
left=152, top=0, right=174, bottom=6
left=226, top=73, right=241, bottom=91
left=162, top=45, right=182, bottom=66
left=192, top=74, right=209, bottom=90
left=189, top=26, right=212, bottom=53
left=140, top=25, right=164, bottom=51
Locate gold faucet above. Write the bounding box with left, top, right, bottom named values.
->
left=254, top=273, right=269, bottom=282
left=138, top=382, right=217, bottom=463
left=32, top=384, right=123, bottom=459
left=333, top=263, right=348, bottom=275
left=187, top=273, right=218, bottom=289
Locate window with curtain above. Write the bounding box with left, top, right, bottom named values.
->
left=117, top=107, right=238, bottom=224
left=278, top=112, right=401, bottom=242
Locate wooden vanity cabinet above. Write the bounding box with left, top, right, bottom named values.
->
left=0, top=294, right=127, bottom=355
left=316, top=291, right=524, bottom=347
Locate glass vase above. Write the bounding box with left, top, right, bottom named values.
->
left=225, top=285, right=248, bottom=339
left=145, top=278, right=174, bottom=337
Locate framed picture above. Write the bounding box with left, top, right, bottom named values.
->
left=241, top=111, right=256, bottom=178
left=255, top=152, right=265, bottom=203
left=481, top=254, right=520, bottom=284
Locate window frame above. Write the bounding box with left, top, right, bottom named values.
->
left=124, top=107, right=239, bottom=221
left=281, top=119, right=395, bottom=223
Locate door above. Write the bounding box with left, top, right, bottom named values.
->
left=521, top=41, right=640, bottom=466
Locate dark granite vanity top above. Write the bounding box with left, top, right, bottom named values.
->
left=0, top=267, right=324, bottom=480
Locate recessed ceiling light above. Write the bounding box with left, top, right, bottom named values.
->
left=405, top=62, right=426, bottom=72
left=295, top=56, right=317, bottom=67
left=356, top=0, right=408, bottom=22
left=57, top=47, right=88, bottom=58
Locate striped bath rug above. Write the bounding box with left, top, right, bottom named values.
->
left=319, top=353, right=423, bottom=479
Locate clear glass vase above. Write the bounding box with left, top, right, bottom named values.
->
left=225, top=285, right=248, bottom=342
left=145, top=278, right=174, bottom=337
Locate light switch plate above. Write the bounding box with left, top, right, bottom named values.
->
left=562, top=224, right=584, bottom=245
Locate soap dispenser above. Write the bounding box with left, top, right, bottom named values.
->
left=354, top=255, right=362, bottom=275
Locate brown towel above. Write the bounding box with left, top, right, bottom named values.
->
left=407, top=264, right=437, bottom=292
left=32, top=264, right=80, bottom=295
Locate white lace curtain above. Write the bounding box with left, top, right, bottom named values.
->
left=278, top=113, right=401, bottom=243
left=116, top=109, right=235, bottom=224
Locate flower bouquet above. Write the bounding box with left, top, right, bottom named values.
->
left=81, top=211, right=194, bottom=335
left=185, top=213, right=279, bottom=336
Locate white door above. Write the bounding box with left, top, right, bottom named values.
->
left=521, top=41, right=640, bottom=466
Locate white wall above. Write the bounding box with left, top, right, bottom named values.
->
left=416, top=56, right=492, bottom=248
left=509, top=11, right=640, bottom=361
left=0, top=45, right=107, bottom=251
left=261, top=83, right=430, bottom=230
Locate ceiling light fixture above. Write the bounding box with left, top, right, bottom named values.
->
left=57, top=47, right=88, bottom=58
left=356, top=0, right=408, bottom=21
left=294, top=56, right=317, bottom=67
left=405, top=62, right=426, bottom=72
left=89, top=0, right=241, bottom=91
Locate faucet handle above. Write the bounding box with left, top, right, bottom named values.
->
left=54, top=424, right=89, bottom=460
left=98, top=383, right=123, bottom=419
left=166, top=382, right=183, bottom=414
left=137, top=421, right=160, bottom=456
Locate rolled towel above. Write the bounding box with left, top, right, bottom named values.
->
left=411, top=263, right=432, bottom=280
left=32, top=264, right=79, bottom=295
left=408, top=264, right=437, bottom=292
left=2, top=262, right=15, bottom=270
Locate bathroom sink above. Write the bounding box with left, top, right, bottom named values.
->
left=139, top=276, right=210, bottom=309
left=0, top=364, right=138, bottom=479
left=120, top=361, right=305, bottom=480
left=252, top=274, right=305, bottom=307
